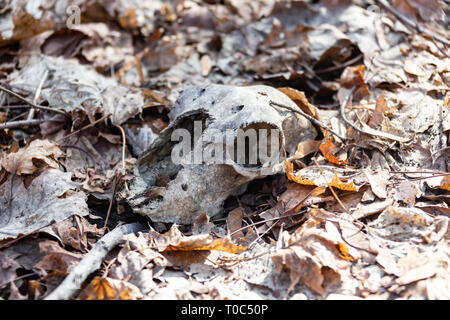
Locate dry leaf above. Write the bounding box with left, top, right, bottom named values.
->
left=78, top=276, right=143, bottom=300
left=340, top=65, right=365, bottom=88
left=440, top=175, right=450, bottom=191
left=292, top=140, right=321, bottom=160
left=319, top=137, right=347, bottom=166
left=278, top=87, right=319, bottom=119
left=0, top=169, right=89, bottom=240
left=33, top=240, right=83, bottom=275
left=150, top=224, right=247, bottom=254
left=368, top=96, right=387, bottom=129
left=285, top=157, right=360, bottom=191
left=272, top=217, right=358, bottom=295
left=0, top=251, right=20, bottom=288
left=40, top=215, right=104, bottom=252
left=227, top=207, right=244, bottom=240
left=1, top=139, right=63, bottom=175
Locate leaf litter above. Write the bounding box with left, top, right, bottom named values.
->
left=0, top=0, right=449, bottom=300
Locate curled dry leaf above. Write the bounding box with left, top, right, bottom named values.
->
left=1, top=139, right=63, bottom=175
left=277, top=87, right=319, bottom=119
left=40, top=215, right=104, bottom=252
left=150, top=224, right=247, bottom=254
left=319, top=136, right=347, bottom=166
left=285, top=158, right=360, bottom=191
left=292, top=140, right=321, bottom=160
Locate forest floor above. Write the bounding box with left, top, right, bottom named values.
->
left=0, top=0, right=449, bottom=300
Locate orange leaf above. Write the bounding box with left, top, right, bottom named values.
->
left=92, top=276, right=117, bottom=300
left=340, top=65, right=365, bottom=89
left=329, top=171, right=357, bottom=191
left=165, top=237, right=247, bottom=254
left=336, top=242, right=358, bottom=261
left=319, top=137, right=347, bottom=166
left=440, top=175, right=450, bottom=191
left=284, top=156, right=316, bottom=185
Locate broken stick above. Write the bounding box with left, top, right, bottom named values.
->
left=44, top=222, right=145, bottom=300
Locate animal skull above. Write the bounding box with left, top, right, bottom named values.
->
left=126, top=84, right=316, bottom=224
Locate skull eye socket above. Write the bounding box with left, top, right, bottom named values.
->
left=229, top=122, right=282, bottom=169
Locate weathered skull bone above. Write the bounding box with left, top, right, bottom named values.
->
left=126, top=84, right=316, bottom=224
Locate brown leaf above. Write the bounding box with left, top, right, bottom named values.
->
left=33, top=240, right=83, bottom=275
left=278, top=87, right=319, bottom=119
left=284, top=157, right=316, bottom=185
left=41, top=215, right=104, bottom=252
left=368, top=96, right=387, bottom=129
left=271, top=216, right=358, bottom=295
left=150, top=224, right=247, bottom=254
left=292, top=140, right=321, bottom=160
left=340, top=65, right=365, bottom=89
left=227, top=207, right=244, bottom=240
left=393, top=0, right=443, bottom=22
left=1, top=139, right=63, bottom=175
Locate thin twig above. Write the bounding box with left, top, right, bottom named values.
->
left=0, top=85, right=69, bottom=118
left=229, top=209, right=307, bottom=237
left=313, top=159, right=348, bottom=213
left=104, top=175, right=122, bottom=229
left=340, top=87, right=410, bottom=142
left=44, top=222, right=145, bottom=300
left=56, top=114, right=110, bottom=142
left=0, top=105, right=30, bottom=109
left=58, top=144, right=98, bottom=169
left=269, top=100, right=348, bottom=142
left=114, top=124, right=130, bottom=193
left=27, top=70, right=49, bottom=121
left=315, top=54, right=364, bottom=74
left=0, top=118, right=65, bottom=130
left=375, top=0, right=450, bottom=47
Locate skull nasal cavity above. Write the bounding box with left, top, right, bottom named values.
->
left=231, top=122, right=281, bottom=168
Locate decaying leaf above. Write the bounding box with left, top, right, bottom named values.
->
left=40, top=215, right=104, bottom=252
left=271, top=214, right=358, bottom=295
left=8, top=55, right=145, bottom=125
left=151, top=224, right=247, bottom=254
left=292, top=140, right=322, bottom=160
left=277, top=87, right=319, bottom=119
left=33, top=240, right=83, bottom=275
left=286, top=158, right=360, bottom=192
left=0, top=169, right=89, bottom=240
left=1, top=139, right=63, bottom=175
